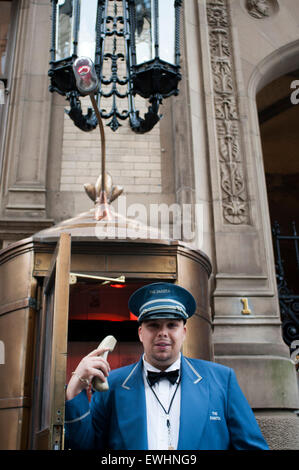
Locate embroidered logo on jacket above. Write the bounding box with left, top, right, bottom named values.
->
left=209, top=411, right=221, bottom=421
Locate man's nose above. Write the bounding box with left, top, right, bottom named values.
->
left=158, top=325, right=169, bottom=336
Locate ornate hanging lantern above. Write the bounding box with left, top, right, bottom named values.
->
left=48, top=0, right=183, bottom=133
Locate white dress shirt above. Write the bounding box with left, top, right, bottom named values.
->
left=142, top=354, right=181, bottom=450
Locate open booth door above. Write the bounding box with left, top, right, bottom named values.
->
left=34, top=233, right=71, bottom=450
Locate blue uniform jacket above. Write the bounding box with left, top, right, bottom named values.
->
left=64, top=356, right=269, bottom=450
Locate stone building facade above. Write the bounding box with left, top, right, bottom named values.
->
left=0, top=0, right=298, bottom=449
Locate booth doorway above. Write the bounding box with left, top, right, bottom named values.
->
left=67, top=280, right=156, bottom=389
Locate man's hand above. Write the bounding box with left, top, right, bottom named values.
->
left=66, top=347, right=111, bottom=401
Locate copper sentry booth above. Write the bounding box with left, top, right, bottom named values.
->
left=0, top=211, right=212, bottom=449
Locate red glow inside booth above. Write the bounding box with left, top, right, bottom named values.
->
left=68, top=281, right=146, bottom=321
left=66, top=281, right=152, bottom=393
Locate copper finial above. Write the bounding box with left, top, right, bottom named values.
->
left=84, top=172, right=123, bottom=221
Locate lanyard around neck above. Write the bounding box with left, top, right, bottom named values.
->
left=146, top=375, right=181, bottom=416
left=146, top=374, right=181, bottom=450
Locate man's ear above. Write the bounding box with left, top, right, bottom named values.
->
left=182, top=323, right=187, bottom=341
left=138, top=325, right=143, bottom=343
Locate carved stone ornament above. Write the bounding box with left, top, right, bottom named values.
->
left=207, top=0, right=249, bottom=224
left=245, top=0, right=280, bottom=19
left=246, top=0, right=270, bottom=19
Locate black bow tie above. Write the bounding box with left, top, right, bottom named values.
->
left=147, top=369, right=180, bottom=386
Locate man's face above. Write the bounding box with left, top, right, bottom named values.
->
left=138, top=318, right=186, bottom=370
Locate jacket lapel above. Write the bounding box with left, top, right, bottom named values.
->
left=177, top=357, right=209, bottom=450
left=115, top=358, right=148, bottom=450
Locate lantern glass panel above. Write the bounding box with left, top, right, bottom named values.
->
left=135, top=0, right=154, bottom=64
left=77, top=0, right=97, bottom=59
left=55, top=0, right=74, bottom=61
left=134, top=0, right=176, bottom=66
left=158, top=0, right=175, bottom=65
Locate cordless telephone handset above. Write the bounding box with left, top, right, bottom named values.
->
left=92, top=335, right=117, bottom=392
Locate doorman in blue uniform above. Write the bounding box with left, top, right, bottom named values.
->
left=65, top=283, right=269, bottom=450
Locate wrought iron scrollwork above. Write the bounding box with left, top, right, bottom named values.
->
left=65, top=92, right=98, bottom=132
left=97, top=4, right=130, bottom=131
left=129, top=93, right=162, bottom=134
left=272, top=221, right=299, bottom=351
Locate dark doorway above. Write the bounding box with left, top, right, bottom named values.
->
left=257, top=72, right=299, bottom=352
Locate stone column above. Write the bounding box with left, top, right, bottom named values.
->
left=183, top=0, right=298, bottom=449
left=0, top=0, right=53, bottom=224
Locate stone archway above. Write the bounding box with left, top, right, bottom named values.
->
left=248, top=40, right=299, bottom=354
